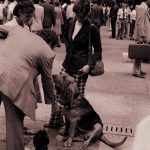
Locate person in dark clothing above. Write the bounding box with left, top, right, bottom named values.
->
left=109, top=0, right=119, bottom=38
left=62, top=0, right=102, bottom=97
left=40, top=0, right=56, bottom=29
left=90, top=0, right=104, bottom=29
left=44, top=0, right=103, bottom=128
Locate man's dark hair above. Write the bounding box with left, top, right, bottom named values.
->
left=13, top=0, right=35, bottom=17
left=36, top=29, right=58, bottom=49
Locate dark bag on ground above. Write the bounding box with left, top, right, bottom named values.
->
left=88, top=25, right=104, bottom=76
left=128, top=44, right=150, bottom=59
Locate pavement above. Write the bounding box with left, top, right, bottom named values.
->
left=0, top=26, right=150, bottom=150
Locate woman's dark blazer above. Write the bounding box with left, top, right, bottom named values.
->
left=63, top=19, right=102, bottom=73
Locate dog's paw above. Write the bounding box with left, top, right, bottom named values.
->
left=63, top=138, right=72, bottom=147
left=59, top=128, right=66, bottom=136
left=56, top=134, right=64, bottom=142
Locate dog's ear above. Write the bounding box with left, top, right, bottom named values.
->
left=67, top=82, right=80, bottom=108
left=62, top=74, right=75, bottom=84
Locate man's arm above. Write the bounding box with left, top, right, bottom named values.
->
left=40, top=53, right=56, bottom=105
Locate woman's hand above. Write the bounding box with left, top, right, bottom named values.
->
left=79, top=65, right=90, bottom=74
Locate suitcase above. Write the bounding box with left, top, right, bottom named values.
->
left=128, top=44, right=150, bottom=59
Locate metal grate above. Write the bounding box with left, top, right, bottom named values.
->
left=103, top=123, right=134, bottom=137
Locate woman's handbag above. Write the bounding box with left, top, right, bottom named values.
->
left=88, top=25, right=104, bottom=76
left=90, top=60, right=104, bottom=76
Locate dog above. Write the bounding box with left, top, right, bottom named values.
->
left=33, top=130, right=49, bottom=150
left=52, top=74, right=127, bottom=149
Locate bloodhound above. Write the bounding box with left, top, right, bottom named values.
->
left=53, top=74, right=127, bottom=149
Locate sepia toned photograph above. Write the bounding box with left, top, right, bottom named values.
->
left=0, top=0, right=150, bottom=149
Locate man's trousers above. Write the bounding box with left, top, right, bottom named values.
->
left=0, top=93, right=25, bottom=150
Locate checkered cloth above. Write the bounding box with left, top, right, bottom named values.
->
left=49, top=68, right=88, bottom=127
left=60, top=68, right=88, bottom=97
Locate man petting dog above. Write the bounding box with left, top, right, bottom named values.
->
left=0, top=26, right=58, bottom=150
left=53, top=73, right=127, bottom=149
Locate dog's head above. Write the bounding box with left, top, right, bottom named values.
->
left=33, top=130, right=49, bottom=150
left=52, top=74, right=79, bottom=108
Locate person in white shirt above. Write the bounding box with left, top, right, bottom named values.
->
left=116, top=2, right=128, bottom=40
left=31, top=0, right=44, bottom=31
left=129, top=6, right=136, bottom=40
left=65, top=0, right=75, bottom=20
left=5, top=1, right=34, bottom=30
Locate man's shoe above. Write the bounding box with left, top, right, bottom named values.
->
left=132, top=74, right=145, bottom=78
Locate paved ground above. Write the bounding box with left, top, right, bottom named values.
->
left=0, top=26, right=150, bottom=150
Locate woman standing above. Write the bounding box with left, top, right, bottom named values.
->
left=62, top=0, right=102, bottom=97
left=53, top=0, right=64, bottom=47
left=44, top=0, right=103, bottom=128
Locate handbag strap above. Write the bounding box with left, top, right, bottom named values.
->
left=88, top=24, right=92, bottom=59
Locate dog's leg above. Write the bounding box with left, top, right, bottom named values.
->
left=59, top=117, right=70, bottom=136
left=63, top=118, right=79, bottom=148
left=82, top=123, right=102, bottom=149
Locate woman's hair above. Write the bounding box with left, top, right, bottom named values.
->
left=36, top=29, right=58, bottom=49
left=33, top=0, right=40, bottom=4
left=73, top=0, right=90, bottom=15
left=13, top=0, right=35, bottom=17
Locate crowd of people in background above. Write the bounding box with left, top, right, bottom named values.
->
left=0, top=0, right=149, bottom=44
